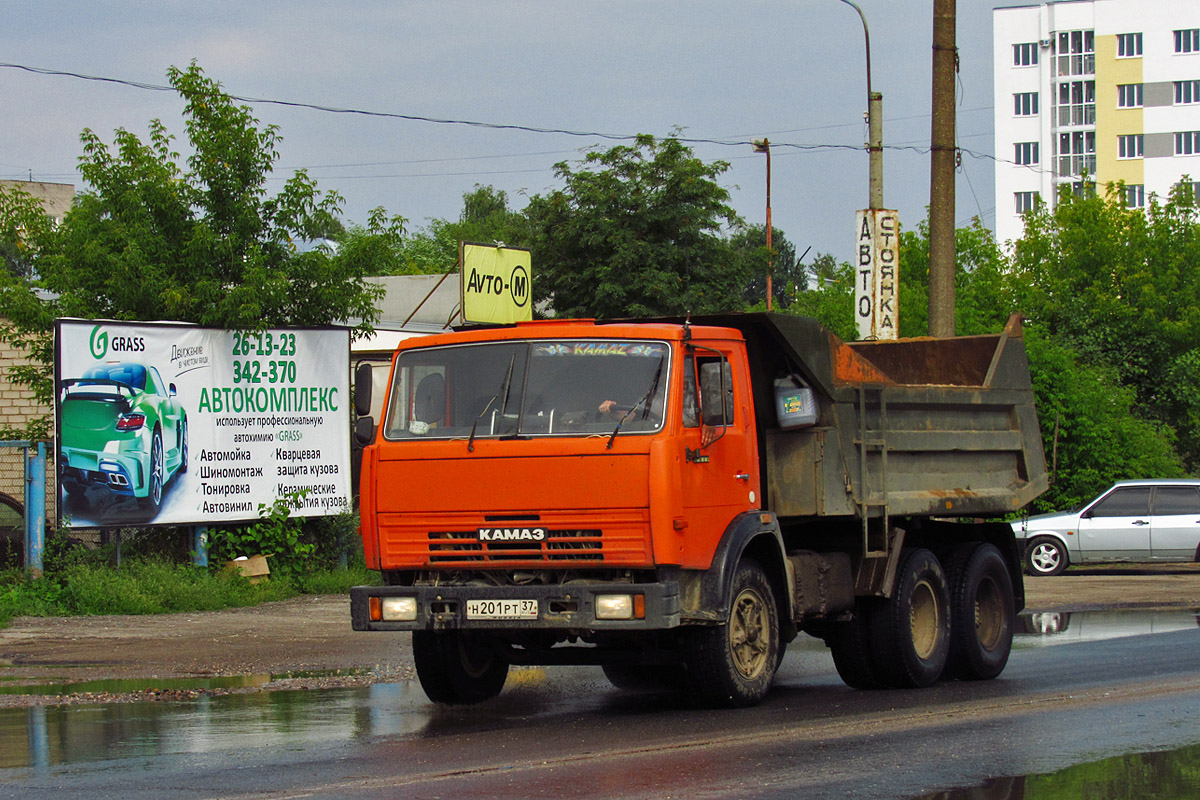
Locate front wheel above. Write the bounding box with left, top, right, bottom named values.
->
left=869, top=548, right=951, bottom=689
left=685, top=558, right=780, bottom=708
left=1025, top=536, right=1068, bottom=576
left=412, top=631, right=509, bottom=705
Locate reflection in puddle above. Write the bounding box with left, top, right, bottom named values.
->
left=0, top=668, right=369, bottom=696
left=0, top=682, right=429, bottom=770
left=912, top=742, right=1200, bottom=799
left=1015, top=609, right=1200, bottom=646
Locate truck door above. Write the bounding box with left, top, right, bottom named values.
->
left=678, top=346, right=759, bottom=559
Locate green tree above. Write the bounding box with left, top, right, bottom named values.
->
left=730, top=224, right=806, bottom=311
left=0, top=185, right=59, bottom=438
left=41, top=63, right=384, bottom=333
left=786, top=252, right=856, bottom=341
left=403, top=185, right=533, bottom=275
left=2, top=64, right=386, bottom=435
left=1010, top=181, right=1200, bottom=466
left=524, top=135, right=749, bottom=318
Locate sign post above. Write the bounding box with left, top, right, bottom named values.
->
left=854, top=209, right=900, bottom=341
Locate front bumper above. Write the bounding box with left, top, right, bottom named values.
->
left=350, top=581, right=681, bottom=631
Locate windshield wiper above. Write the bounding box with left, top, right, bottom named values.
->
left=606, top=358, right=664, bottom=450
left=468, top=353, right=517, bottom=452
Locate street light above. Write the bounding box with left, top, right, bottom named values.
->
left=751, top=137, right=773, bottom=312
left=836, top=0, right=882, bottom=211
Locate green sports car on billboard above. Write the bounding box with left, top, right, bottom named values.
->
left=59, top=362, right=187, bottom=516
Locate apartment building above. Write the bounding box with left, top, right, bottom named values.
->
left=994, top=0, right=1200, bottom=244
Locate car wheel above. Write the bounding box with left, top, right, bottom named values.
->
left=1025, top=536, right=1067, bottom=576
left=140, top=429, right=164, bottom=511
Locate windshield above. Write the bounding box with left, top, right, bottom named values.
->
left=383, top=339, right=670, bottom=440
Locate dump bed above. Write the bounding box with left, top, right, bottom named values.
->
left=690, top=313, right=1048, bottom=521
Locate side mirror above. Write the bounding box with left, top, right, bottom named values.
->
left=354, top=415, right=376, bottom=446
left=354, top=361, right=374, bottom=418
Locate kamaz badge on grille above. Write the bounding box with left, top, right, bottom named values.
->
left=477, top=527, right=548, bottom=542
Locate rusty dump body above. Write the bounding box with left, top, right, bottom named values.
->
left=690, top=312, right=1049, bottom=522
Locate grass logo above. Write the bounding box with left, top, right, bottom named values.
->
left=89, top=326, right=108, bottom=359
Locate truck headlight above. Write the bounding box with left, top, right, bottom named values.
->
left=381, top=596, right=418, bottom=621
left=596, top=594, right=645, bottom=620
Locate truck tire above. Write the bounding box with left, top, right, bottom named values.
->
left=685, top=558, right=780, bottom=708
left=868, top=548, right=951, bottom=688
left=826, top=598, right=884, bottom=689
left=412, top=631, right=509, bottom=704
left=1025, top=536, right=1068, bottom=576
left=943, top=542, right=1015, bottom=681
left=602, top=664, right=683, bottom=693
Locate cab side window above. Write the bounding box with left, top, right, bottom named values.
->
left=683, top=354, right=734, bottom=429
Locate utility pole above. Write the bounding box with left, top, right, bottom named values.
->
left=928, top=0, right=957, bottom=338
left=752, top=139, right=773, bottom=311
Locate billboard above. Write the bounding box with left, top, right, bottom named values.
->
left=55, top=320, right=351, bottom=528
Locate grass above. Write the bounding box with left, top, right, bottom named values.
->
left=0, top=558, right=381, bottom=628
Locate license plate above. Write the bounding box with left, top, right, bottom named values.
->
left=466, top=598, right=538, bottom=620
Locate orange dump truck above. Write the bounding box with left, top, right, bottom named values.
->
left=350, top=313, right=1047, bottom=707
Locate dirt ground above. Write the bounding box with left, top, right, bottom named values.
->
left=1, top=564, right=1198, bottom=707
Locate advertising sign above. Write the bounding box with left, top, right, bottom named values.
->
left=55, top=320, right=351, bottom=528
left=854, top=209, right=900, bottom=341
left=461, top=242, right=532, bottom=324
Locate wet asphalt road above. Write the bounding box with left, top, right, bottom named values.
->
left=2, top=616, right=1199, bottom=800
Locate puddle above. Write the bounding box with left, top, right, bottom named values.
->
left=911, top=741, right=1200, bottom=799
left=0, top=681, right=431, bottom=770
left=1014, top=609, right=1200, bottom=646
left=0, top=668, right=369, bottom=697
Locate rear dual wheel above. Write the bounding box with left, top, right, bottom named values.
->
left=944, top=542, right=1015, bottom=680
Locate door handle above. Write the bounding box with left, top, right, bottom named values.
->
left=1132, top=519, right=1149, bottom=526
left=735, top=472, right=750, bottom=481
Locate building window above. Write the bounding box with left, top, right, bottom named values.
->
left=1057, top=80, right=1096, bottom=125
left=1013, top=42, right=1039, bottom=66
left=1176, top=81, right=1200, bottom=104
left=1071, top=181, right=1097, bottom=199
left=1015, top=191, right=1041, bottom=213
left=1014, top=92, right=1039, bottom=116
left=1056, top=30, right=1095, bottom=76
left=1176, top=131, right=1200, bottom=155
left=1014, top=142, right=1040, bottom=166
left=1117, top=33, right=1143, bottom=57
left=1117, top=83, right=1144, bottom=108
left=1176, top=29, right=1200, bottom=54
left=1118, top=134, right=1144, bottom=159
left=1175, top=180, right=1200, bottom=200
left=1057, top=130, right=1096, bottom=177
left=1125, top=184, right=1145, bottom=208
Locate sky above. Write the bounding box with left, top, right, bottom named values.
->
left=0, top=1, right=1002, bottom=268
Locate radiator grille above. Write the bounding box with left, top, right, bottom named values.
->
left=428, top=529, right=603, bottom=563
